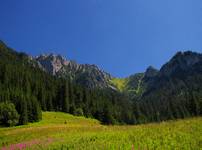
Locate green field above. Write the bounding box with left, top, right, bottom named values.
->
left=0, top=112, right=201, bottom=150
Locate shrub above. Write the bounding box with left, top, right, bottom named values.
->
left=0, top=102, right=19, bottom=126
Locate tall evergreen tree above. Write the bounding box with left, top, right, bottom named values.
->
left=18, top=97, right=28, bottom=125
left=62, top=81, right=70, bottom=112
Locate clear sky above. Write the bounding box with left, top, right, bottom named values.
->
left=1, top=0, right=202, bottom=77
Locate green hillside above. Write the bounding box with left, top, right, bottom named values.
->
left=110, top=73, right=145, bottom=97
left=110, top=78, right=128, bottom=91
left=0, top=112, right=201, bottom=150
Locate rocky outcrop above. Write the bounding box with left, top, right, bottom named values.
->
left=35, top=54, right=113, bottom=89
left=35, top=54, right=70, bottom=75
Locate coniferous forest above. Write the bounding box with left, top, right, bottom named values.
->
left=0, top=41, right=133, bottom=126
left=0, top=41, right=202, bottom=127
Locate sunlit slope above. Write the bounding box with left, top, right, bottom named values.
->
left=110, top=78, right=128, bottom=91
left=34, top=112, right=100, bottom=126
left=0, top=112, right=201, bottom=150
left=110, top=74, right=145, bottom=96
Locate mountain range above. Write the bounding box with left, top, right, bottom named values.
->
left=0, top=40, right=201, bottom=126
left=34, top=48, right=202, bottom=122
left=29, top=45, right=202, bottom=109
left=34, top=53, right=113, bottom=89
left=33, top=50, right=202, bottom=100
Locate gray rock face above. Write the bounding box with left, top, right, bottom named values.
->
left=35, top=54, right=113, bottom=89
left=36, top=54, right=70, bottom=75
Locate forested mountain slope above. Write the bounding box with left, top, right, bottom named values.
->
left=0, top=40, right=201, bottom=126
left=0, top=41, right=133, bottom=126
left=138, top=51, right=202, bottom=122
left=112, top=51, right=202, bottom=123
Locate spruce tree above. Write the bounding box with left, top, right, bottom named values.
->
left=62, top=81, right=69, bottom=112
left=18, top=96, right=28, bottom=125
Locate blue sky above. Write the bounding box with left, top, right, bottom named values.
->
left=1, top=0, right=202, bottom=77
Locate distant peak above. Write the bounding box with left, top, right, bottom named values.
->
left=146, top=66, right=157, bottom=71
left=144, top=66, right=158, bottom=78
left=35, top=53, right=72, bottom=75
left=172, top=51, right=199, bottom=59
left=160, top=51, right=202, bottom=76
left=36, top=53, right=68, bottom=61
left=170, top=50, right=202, bottom=64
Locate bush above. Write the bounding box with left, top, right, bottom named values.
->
left=0, top=102, right=19, bottom=126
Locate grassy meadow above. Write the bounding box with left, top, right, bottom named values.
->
left=0, top=112, right=201, bottom=150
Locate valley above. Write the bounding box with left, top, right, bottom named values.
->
left=1, top=1, right=202, bottom=149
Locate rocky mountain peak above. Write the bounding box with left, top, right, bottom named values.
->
left=35, top=53, right=71, bottom=75
left=172, top=51, right=201, bottom=66
left=34, top=53, right=113, bottom=89
left=37, top=53, right=69, bottom=64
left=160, top=51, right=202, bottom=76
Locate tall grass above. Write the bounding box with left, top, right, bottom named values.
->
left=0, top=112, right=201, bottom=150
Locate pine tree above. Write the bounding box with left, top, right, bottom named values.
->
left=62, top=82, right=69, bottom=112
left=38, top=87, right=47, bottom=111
left=30, top=96, right=42, bottom=122
left=46, top=94, right=53, bottom=111
left=18, top=96, right=28, bottom=125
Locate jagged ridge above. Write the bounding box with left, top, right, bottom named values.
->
left=35, top=54, right=113, bottom=89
